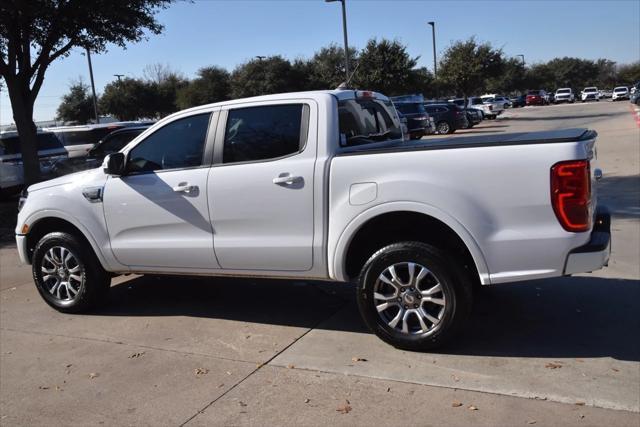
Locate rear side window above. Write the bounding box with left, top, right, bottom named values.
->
left=37, top=133, right=65, bottom=151
left=128, top=114, right=210, bottom=173
left=223, top=104, right=305, bottom=164
left=394, top=103, right=425, bottom=115
left=55, top=127, right=120, bottom=146
left=0, top=136, right=20, bottom=155
left=95, top=130, right=145, bottom=156
left=0, top=133, right=63, bottom=155
left=338, top=98, right=402, bottom=146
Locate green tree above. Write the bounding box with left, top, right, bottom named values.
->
left=176, top=66, right=231, bottom=109
left=100, top=78, right=154, bottom=121
left=56, top=79, right=95, bottom=124
left=0, top=0, right=171, bottom=185
left=616, top=62, right=640, bottom=85
left=486, top=57, right=525, bottom=94
left=352, top=39, right=422, bottom=95
left=438, top=37, right=504, bottom=98
left=307, top=44, right=359, bottom=89
left=230, top=56, right=298, bottom=99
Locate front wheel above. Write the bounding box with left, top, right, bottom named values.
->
left=356, top=242, right=472, bottom=351
left=32, top=232, right=111, bottom=313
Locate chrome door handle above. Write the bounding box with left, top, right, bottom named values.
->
left=272, top=174, right=303, bottom=185
left=173, top=182, right=198, bottom=194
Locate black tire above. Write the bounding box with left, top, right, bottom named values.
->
left=435, top=121, right=451, bottom=134
left=32, top=232, right=110, bottom=313
left=356, top=242, right=473, bottom=351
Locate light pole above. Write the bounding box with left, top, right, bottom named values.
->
left=255, top=56, right=266, bottom=61
left=517, top=54, right=525, bottom=68
left=85, top=47, right=100, bottom=124
left=427, top=21, right=437, bottom=78
left=325, top=0, right=350, bottom=83
left=113, top=74, right=124, bottom=81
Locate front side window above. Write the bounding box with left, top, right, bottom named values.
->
left=128, top=114, right=210, bottom=173
left=223, top=104, right=304, bottom=164
left=95, top=130, right=145, bottom=157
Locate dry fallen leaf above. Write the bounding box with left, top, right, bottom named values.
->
left=239, top=401, right=248, bottom=407
left=88, top=373, right=99, bottom=379
left=451, top=374, right=460, bottom=382
left=226, top=371, right=233, bottom=375
left=336, top=400, right=352, bottom=414
left=451, top=402, right=463, bottom=407
left=304, top=398, right=310, bottom=403
left=386, top=387, right=391, bottom=393
left=575, top=402, right=585, bottom=406
left=195, top=368, right=209, bottom=376
left=611, top=368, right=619, bottom=372
left=128, top=352, right=145, bottom=359
left=545, top=362, right=562, bottom=369
left=351, top=357, right=368, bottom=362
left=468, top=405, right=478, bottom=411
left=287, top=364, right=295, bottom=369
left=38, top=386, right=50, bottom=390
left=527, top=420, right=537, bottom=425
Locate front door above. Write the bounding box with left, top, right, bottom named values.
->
left=103, top=112, right=218, bottom=269
left=208, top=102, right=315, bottom=271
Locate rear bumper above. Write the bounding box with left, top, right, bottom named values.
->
left=564, top=207, right=611, bottom=275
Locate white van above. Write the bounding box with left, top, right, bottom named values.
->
left=0, top=131, right=68, bottom=198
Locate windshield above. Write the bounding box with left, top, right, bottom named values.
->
left=338, top=98, right=403, bottom=147
left=556, top=89, right=571, bottom=94
left=584, top=87, right=597, bottom=92
left=394, top=103, right=426, bottom=115
left=527, top=90, right=541, bottom=95
left=0, top=133, right=64, bottom=156
left=614, top=87, right=627, bottom=92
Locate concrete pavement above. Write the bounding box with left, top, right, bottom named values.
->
left=1, top=100, right=638, bottom=426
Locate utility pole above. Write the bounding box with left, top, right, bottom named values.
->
left=85, top=47, right=100, bottom=124
left=326, top=0, right=350, bottom=83
left=113, top=74, right=124, bottom=81
left=427, top=21, right=437, bottom=78
left=517, top=54, right=525, bottom=68
left=255, top=56, right=266, bottom=61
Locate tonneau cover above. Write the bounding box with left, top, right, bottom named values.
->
left=339, top=128, right=596, bottom=155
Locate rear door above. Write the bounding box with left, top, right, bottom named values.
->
left=208, top=101, right=316, bottom=271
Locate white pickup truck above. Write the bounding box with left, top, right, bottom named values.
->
left=15, top=90, right=611, bottom=351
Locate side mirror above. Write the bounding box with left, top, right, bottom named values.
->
left=103, top=152, right=126, bottom=176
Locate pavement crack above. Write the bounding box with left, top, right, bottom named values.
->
left=178, top=299, right=347, bottom=426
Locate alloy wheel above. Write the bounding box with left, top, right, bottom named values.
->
left=40, top=246, right=85, bottom=302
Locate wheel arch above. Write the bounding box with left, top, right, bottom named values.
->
left=24, top=211, right=111, bottom=271
left=332, top=202, right=490, bottom=285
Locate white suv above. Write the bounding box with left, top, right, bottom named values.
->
left=554, top=88, right=575, bottom=103
left=612, top=86, right=629, bottom=101
left=581, top=87, right=600, bottom=102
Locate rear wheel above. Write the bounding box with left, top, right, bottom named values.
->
left=356, top=242, right=472, bottom=351
left=32, top=232, right=110, bottom=313
left=436, top=121, right=453, bottom=134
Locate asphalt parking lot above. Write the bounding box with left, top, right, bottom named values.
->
left=1, top=100, right=639, bottom=426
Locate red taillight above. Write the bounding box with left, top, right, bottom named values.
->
left=551, top=160, right=591, bottom=232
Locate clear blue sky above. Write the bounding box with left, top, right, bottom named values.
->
left=1, top=0, right=639, bottom=124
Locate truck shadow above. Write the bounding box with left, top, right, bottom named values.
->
left=99, top=274, right=640, bottom=361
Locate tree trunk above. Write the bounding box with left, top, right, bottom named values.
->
left=5, top=77, right=42, bottom=186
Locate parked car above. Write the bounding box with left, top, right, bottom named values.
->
left=394, top=102, right=434, bottom=140
left=581, top=87, right=600, bottom=102
left=612, top=86, right=630, bottom=101
left=630, top=82, right=640, bottom=105
left=599, top=89, right=613, bottom=99
left=52, top=126, right=151, bottom=176
left=423, top=103, right=467, bottom=134
left=448, top=99, right=483, bottom=128
left=554, top=88, right=575, bottom=103
left=509, top=94, right=526, bottom=108
left=15, top=89, right=610, bottom=351
left=467, top=96, right=503, bottom=119
left=0, top=131, right=68, bottom=198
left=46, top=123, right=127, bottom=159
left=526, top=90, right=548, bottom=106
